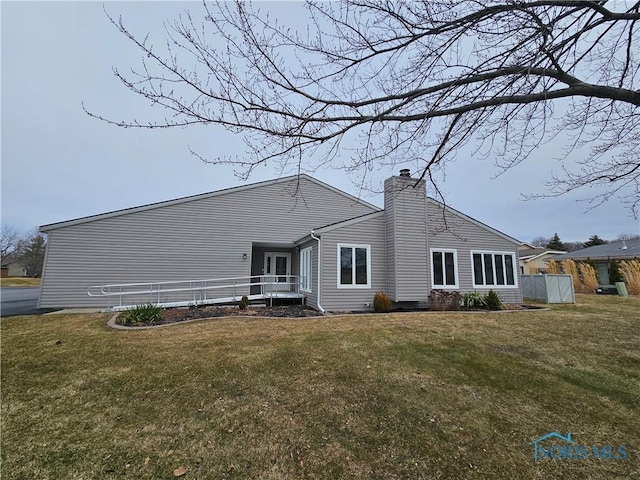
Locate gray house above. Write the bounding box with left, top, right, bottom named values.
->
left=553, top=238, right=640, bottom=284
left=518, top=244, right=566, bottom=274
left=1, top=259, right=27, bottom=278
left=39, top=171, right=522, bottom=311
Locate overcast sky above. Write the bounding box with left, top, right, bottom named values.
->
left=2, top=1, right=639, bottom=243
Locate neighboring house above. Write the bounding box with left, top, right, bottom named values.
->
left=38, top=172, right=523, bottom=310
left=518, top=244, right=566, bottom=274
left=553, top=238, right=640, bottom=284
left=1, top=259, right=27, bottom=278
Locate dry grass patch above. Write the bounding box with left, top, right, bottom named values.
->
left=578, top=263, right=598, bottom=293
left=0, top=277, right=41, bottom=287
left=620, top=259, right=640, bottom=295
left=2, top=294, right=639, bottom=479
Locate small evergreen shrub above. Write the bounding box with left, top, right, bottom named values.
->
left=609, top=259, right=623, bottom=284
left=373, top=291, right=392, bottom=313
left=239, top=295, right=249, bottom=310
left=429, top=289, right=462, bottom=311
left=463, top=292, right=486, bottom=309
left=483, top=290, right=503, bottom=310
left=120, top=304, right=164, bottom=325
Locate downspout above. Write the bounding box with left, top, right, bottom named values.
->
left=310, top=230, right=325, bottom=313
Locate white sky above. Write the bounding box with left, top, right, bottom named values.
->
left=2, top=1, right=639, bottom=243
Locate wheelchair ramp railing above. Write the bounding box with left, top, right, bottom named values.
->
left=88, top=275, right=305, bottom=311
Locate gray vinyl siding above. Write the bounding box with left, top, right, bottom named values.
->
left=426, top=200, right=522, bottom=304
left=384, top=176, right=430, bottom=301
left=39, top=177, right=376, bottom=308
left=319, top=215, right=386, bottom=311
left=384, top=182, right=397, bottom=300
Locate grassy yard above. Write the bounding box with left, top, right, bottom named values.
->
left=1, top=295, right=638, bottom=479
left=0, top=277, right=40, bottom=287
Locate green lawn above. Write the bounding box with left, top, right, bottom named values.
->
left=2, top=295, right=638, bottom=479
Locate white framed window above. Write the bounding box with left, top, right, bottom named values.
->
left=430, top=248, right=458, bottom=288
left=471, top=250, right=518, bottom=288
left=337, top=244, right=371, bottom=288
left=300, top=247, right=312, bottom=293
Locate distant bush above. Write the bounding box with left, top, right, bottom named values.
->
left=577, top=262, right=598, bottom=293
left=483, top=290, right=503, bottom=310
left=239, top=295, right=249, bottom=310
left=620, top=260, right=640, bottom=296
left=463, top=292, right=487, bottom=309
left=429, top=289, right=462, bottom=311
left=561, top=259, right=581, bottom=294
left=120, top=304, right=163, bottom=325
left=373, top=291, right=392, bottom=313
left=584, top=257, right=600, bottom=283
left=608, top=259, right=623, bottom=284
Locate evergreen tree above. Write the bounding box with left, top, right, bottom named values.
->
left=609, top=260, right=623, bottom=284
left=584, top=235, right=608, bottom=248
left=546, top=233, right=567, bottom=251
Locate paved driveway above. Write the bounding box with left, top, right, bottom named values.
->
left=0, top=287, right=58, bottom=317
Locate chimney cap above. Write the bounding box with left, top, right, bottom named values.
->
left=399, top=168, right=411, bottom=177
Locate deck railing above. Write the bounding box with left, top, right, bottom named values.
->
left=87, top=275, right=305, bottom=310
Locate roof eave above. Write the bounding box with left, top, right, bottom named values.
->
left=314, top=211, right=385, bottom=234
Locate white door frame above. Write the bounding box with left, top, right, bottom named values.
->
left=263, top=252, right=292, bottom=292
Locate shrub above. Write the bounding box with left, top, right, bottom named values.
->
left=577, top=262, right=598, bottom=293
left=547, top=259, right=559, bottom=274
left=463, top=292, right=487, bottom=309
left=120, top=304, right=163, bottom=326
left=620, top=259, right=640, bottom=296
left=483, top=290, right=503, bottom=310
left=561, top=259, right=581, bottom=294
left=429, top=289, right=462, bottom=311
left=609, top=259, right=623, bottom=284
left=372, top=291, right=392, bottom=313
left=584, top=257, right=600, bottom=283
left=238, top=295, right=249, bottom=310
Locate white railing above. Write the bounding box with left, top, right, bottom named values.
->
left=88, top=275, right=305, bottom=310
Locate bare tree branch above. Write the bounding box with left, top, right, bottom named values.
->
left=86, top=0, right=640, bottom=216
left=1, top=225, right=25, bottom=263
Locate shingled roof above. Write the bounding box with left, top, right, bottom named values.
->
left=554, top=239, right=640, bottom=261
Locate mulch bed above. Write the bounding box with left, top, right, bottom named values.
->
left=116, top=303, right=544, bottom=327
left=116, top=304, right=323, bottom=327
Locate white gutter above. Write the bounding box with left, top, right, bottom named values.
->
left=310, top=230, right=325, bottom=313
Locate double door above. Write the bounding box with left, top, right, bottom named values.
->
left=263, top=252, right=291, bottom=291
